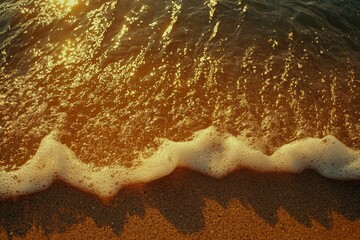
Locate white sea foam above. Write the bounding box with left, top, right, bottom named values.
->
left=1, top=127, right=359, bottom=199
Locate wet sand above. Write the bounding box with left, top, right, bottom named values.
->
left=1, top=168, right=360, bottom=239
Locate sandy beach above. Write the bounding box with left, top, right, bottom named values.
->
left=1, top=168, right=360, bottom=239
left=1, top=1, right=360, bottom=239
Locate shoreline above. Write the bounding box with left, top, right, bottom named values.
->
left=1, top=168, right=360, bottom=239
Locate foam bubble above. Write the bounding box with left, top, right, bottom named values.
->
left=1, top=127, right=359, bottom=199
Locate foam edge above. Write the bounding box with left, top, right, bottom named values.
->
left=1, top=127, right=359, bottom=199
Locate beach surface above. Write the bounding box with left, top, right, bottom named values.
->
left=1, top=169, right=360, bottom=239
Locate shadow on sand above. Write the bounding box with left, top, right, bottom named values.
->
left=1, top=169, right=360, bottom=238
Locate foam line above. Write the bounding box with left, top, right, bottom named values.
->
left=1, top=127, right=359, bottom=199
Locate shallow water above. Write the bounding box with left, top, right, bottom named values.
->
left=0, top=0, right=359, bottom=198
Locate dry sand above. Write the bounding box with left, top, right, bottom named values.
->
left=1, top=168, right=360, bottom=239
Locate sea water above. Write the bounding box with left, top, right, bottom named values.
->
left=0, top=0, right=359, bottom=198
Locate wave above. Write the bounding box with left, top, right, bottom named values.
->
left=1, top=127, right=359, bottom=199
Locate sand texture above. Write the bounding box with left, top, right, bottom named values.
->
left=1, top=169, right=360, bottom=239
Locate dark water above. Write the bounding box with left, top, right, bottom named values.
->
left=0, top=0, right=359, bottom=171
